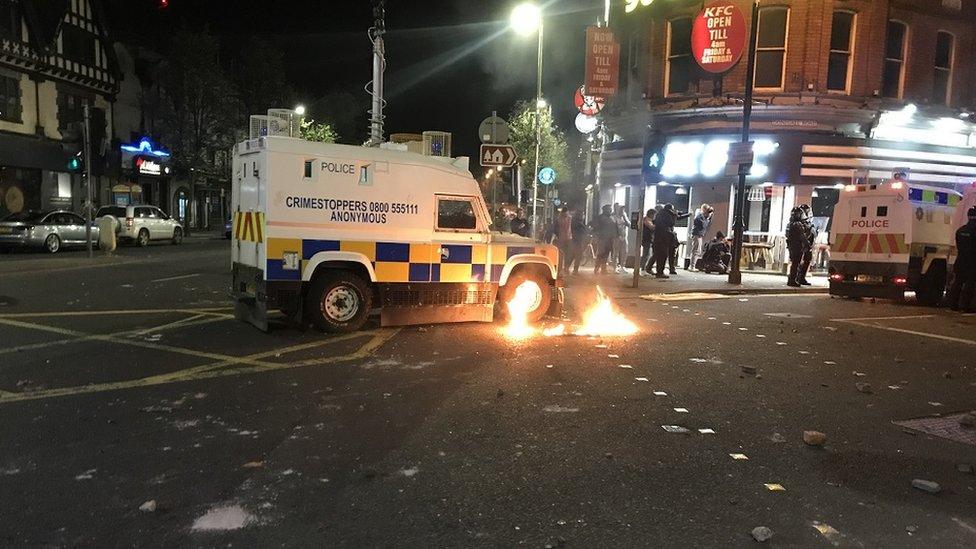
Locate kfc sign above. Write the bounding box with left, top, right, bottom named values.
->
left=691, top=2, right=747, bottom=73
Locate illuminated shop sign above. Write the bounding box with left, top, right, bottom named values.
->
left=120, top=138, right=171, bottom=157
left=134, top=156, right=171, bottom=176
left=624, top=0, right=655, bottom=13
left=659, top=138, right=779, bottom=179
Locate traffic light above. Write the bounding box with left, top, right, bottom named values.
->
left=68, top=152, right=82, bottom=172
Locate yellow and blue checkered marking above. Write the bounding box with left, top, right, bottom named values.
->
left=264, top=239, right=556, bottom=283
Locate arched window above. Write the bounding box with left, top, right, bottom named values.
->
left=933, top=31, right=954, bottom=105
left=665, top=17, right=693, bottom=95
left=754, top=7, right=789, bottom=90
left=881, top=21, right=907, bottom=99
left=827, top=11, right=856, bottom=92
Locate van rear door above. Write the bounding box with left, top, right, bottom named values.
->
left=834, top=194, right=908, bottom=259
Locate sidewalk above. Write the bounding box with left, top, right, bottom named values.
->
left=564, top=267, right=828, bottom=298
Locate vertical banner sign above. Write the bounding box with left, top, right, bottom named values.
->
left=584, top=26, right=620, bottom=97
left=691, top=2, right=747, bottom=73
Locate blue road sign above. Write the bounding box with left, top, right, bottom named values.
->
left=538, top=167, right=556, bottom=185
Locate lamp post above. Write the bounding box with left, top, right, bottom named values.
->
left=510, top=3, right=543, bottom=240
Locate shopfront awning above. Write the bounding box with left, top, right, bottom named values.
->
left=0, top=133, right=73, bottom=171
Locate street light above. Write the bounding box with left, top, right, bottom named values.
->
left=509, top=2, right=544, bottom=240
left=294, top=104, right=306, bottom=116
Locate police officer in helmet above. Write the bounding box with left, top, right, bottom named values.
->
left=797, top=204, right=817, bottom=285
left=947, top=206, right=976, bottom=312
left=786, top=206, right=807, bottom=287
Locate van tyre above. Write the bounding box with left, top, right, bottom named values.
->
left=306, top=271, right=372, bottom=333
left=171, top=227, right=183, bottom=245
left=496, top=269, right=552, bottom=324
left=917, top=262, right=947, bottom=307
left=44, top=234, right=60, bottom=254
left=137, top=229, right=150, bottom=247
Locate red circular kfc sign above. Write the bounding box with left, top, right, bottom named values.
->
left=691, top=2, right=747, bottom=74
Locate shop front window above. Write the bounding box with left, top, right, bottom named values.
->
left=754, top=7, right=789, bottom=90
left=933, top=31, right=954, bottom=106
left=665, top=17, right=693, bottom=96
left=882, top=21, right=907, bottom=99
left=827, top=11, right=856, bottom=92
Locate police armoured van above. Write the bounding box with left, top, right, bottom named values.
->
left=828, top=180, right=961, bottom=304
left=231, top=136, right=561, bottom=332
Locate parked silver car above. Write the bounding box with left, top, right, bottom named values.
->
left=0, top=210, right=100, bottom=253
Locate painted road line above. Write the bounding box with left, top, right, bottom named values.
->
left=834, top=319, right=976, bottom=346
left=830, top=314, right=935, bottom=322
left=150, top=273, right=201, bottom=283
left=0, top=329, right=400, bottom=404
left=0, top=313, right=230, bottom=357
left=0, top=307, right=233, bottom=319
left=0, top=317, right=281, bottom=369
left=131, top=314, right=210, bottom=336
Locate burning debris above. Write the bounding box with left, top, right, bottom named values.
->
left=503, top=285, right=638, bottom=339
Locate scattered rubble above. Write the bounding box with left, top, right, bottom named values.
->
left=741, top=365, right=757, bottom=375
left=959, top=411, right=976, bottom=429
left=751, top=526, right=774, bottom=542
left=855, top=382, right=873, bottom=394
left=803, top=431, right=827, bottom=447
left=911, top=479, right=941, bottom=494
left=139, top=500, right=157, bottom=513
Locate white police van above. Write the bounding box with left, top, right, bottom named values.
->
left=231, top=136, right=561, bottom=332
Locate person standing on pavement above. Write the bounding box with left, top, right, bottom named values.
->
left=651, top=204, right=689, bottom=278
left=510, top=208, right=530, bottom=237
left=553, top=207, right=573, bottom=277
left=591, top=204, right=619, bottom=275
left=612, top=204, right=630, bottom=273
left=641, top=208, right=656, bottom=275
left=947, top=207, right=976, bottom=312
left=786, top=207, right=807, bottom=287
left=797, top=204, right=816, bottom=285
left=569, top=207, right=589, bottom=275
left=688, top=204, right=713, bottom=271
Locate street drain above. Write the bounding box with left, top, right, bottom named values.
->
left=893, top=413, right=976, bottom=447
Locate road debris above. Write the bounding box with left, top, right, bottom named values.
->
left=911, top=479, right=941, bottom=494
left=543, top=405, right=579, bottom=413
left=751, top=526, right=774, bottom=542
left=698, top=428, right=715, bottom=434
left=618, top=364, right=633, bottom=369
left=769, top=433, right=786, bottom=443
left=398, top=467, right=420, bottom=477
left=855, top=382, right=873, bottom=394
left=673, top=407, right=689, bottom=413
left=959, top=411, right=976, bottom=429
left=729, top=453, right=749, bottom=460
left=811, top=522, right=843, bottom=544
left=741, top=365, right=757, bottom=375
left=764, top=483, right=786, bottom=491
left=242, top=461, right=264, bottom=469
left=803, top=431, right=827, bottom=447
left=634, top=377, right=649, bottom=382
left=653, top=391, right=668, bottom=396
left=190, top=504, right=255, bottom=531
left=139, top=500, right=157, bottom=513
left=661, top=425, right=690, bottom=434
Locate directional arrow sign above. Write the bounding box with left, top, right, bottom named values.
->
left=480, top=144, right=517, bottom=168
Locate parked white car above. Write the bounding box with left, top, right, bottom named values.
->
left=96, top=205, right=183, bottom=246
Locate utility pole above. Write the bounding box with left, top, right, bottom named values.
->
left=367, top=0, right=386, bottom=146
left=530, top=22, right=544, bottom=240
left=82, top=104, right=93, bottom=258
left=728, top=1, right=760, bottom=285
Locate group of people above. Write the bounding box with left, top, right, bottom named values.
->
left=785, top=204, right=817, bottom=287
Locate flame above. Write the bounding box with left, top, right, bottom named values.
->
left=504, top=281, right=540, bottom=339
left=542, top=324, right=566, bottom=337
left=572, top=286, right=638, bottom=337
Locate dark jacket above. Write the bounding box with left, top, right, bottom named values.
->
left=786, top=220, right=808, bottom=253
left=653, top=209, right=690, bottom=245
left=571, top=218, right=588, bottom=243
left=955, top=222, right=976, bottom=274
left=510, top=217, right=530, bottom=237
left=591, top=213, right=619, bottom=241
left=692, top=211, right=710, bottom=237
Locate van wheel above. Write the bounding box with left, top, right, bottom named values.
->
left=137, top=229, right=150, bottom=247
left=44, top=234, right=60, bottom=254
left=917, top=262, right=947, bottom=307
left=171, top=227, right=183, bottom=245
left=496, top=269, right=552, bottom=324
left=305, top=271, right=372, bottom=333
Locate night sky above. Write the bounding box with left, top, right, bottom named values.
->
left=107, top=0, right=602, bottom=167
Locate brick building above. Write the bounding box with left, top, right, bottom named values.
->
left=599, top=0, right=976, bottom=272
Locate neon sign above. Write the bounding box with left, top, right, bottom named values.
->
left=120, top=138, right=171, bottom=157
left=624, top=0, right=655, bottom=13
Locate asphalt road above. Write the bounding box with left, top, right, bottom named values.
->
left=1, top=239, right=975, bottom=547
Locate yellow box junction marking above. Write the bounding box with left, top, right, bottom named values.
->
left=0, top=308, right=399, bottom=404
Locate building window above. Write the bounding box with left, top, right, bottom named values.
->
left=57, top=88, right=91, bottom=130
left=881, top=21, right=907, bottom=99
left=0, top=74, right=21, bottom=122
left=0, top=0, right=21, bottom=39
left=933, top=31, right=954, bottom=105
left=827, top=11, right=856, bottom=92
left=61, top=24, right=96, bottom=65
left=665, top=18, right=693, bottom=96
left=754, top=7, right=789, bottom=89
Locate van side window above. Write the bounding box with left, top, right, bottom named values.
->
left=303, top=160, right=313, bottom=178
left=437, top=198, right=477, bottom=230
left=877, top=206, right=888, bottom=217
left=860, top=206, right=867, bottom=217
